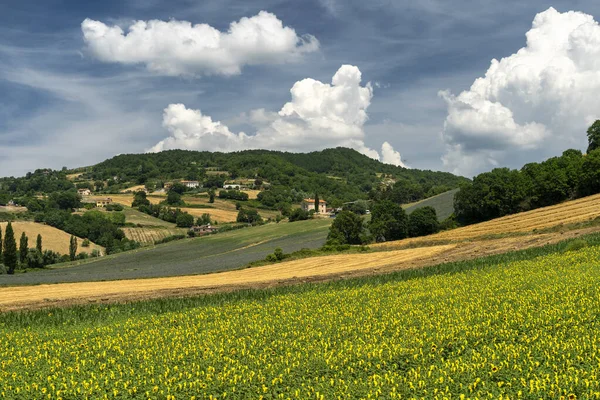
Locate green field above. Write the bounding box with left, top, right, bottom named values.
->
left=0, top=219, right=332, bottom=285
left=404, top=188, right=458, bottom=221
left=2, top=236, right=600, bottom=398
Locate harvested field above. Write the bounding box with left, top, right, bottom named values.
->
left=0, top=206, right=27, bottom=213
left=0, top=222, right=103, bottom=256
left=242, top=190, right=261, bottom=199
left=122, top=227, right=187, bottom=244
left=181, top=207, right=239, bottom=222
left=120, top=185, right=146, bottom=193
left=0, top=245, right=454, bottom=310
left=2, top=225, right=599, bottom=311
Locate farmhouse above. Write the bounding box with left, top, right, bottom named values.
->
left=77, top=188, right=91, bottom=196
left=191, top=224, right=219, bottom=236
left=301, top=198, right=327, bottom=214
left=96, top=198, right=113, bottom=207
left=181, top=180, right=201, bottom=189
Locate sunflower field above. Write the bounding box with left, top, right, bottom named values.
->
left=1, top=245, right=600, bottom=399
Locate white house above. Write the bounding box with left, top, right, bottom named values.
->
left=181, top=180, right=200, bottom=189
left=301, top=198, right=327, bottom=214
left=224, top=183, right=242, bottom=190
left=77, top=188, right=91, bottom=196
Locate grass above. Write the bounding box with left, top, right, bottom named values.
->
left=0, top=219, right=332, bottom=285
left=0, top=221, right=103, bottom=256
left=403, top=188, right=459, bottom=221
left=3, top=234, right=600, bottom=398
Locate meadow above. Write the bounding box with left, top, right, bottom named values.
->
left=0, top=219, right=332, bottom=285
left=1, top=237, right=600, bottom=398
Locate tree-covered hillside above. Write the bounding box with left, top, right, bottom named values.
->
left=81, top=148, right=468, bottom=205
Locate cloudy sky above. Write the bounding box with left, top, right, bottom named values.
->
left=2, top=0, right=600, bottom=178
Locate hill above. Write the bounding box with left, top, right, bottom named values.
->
left=403, top=188, right=458, bottom=221
left=0, top=222, right=103, bottom=256
left=79, top=147, right=469, bottom=205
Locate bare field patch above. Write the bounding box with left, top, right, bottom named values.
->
left=0, top=222, right=103, bottom=256
left=122, top=227, right=187, bottom=244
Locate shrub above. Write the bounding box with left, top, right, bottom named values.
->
left=0, top=264, right=6, bottom=274
left=81, top=238, right=91, bottom=247
left=563, top=239, right=588, bottom=253
left=289, top=208, right=310, bottom=222
left=154, top=234, right=186, bottom=245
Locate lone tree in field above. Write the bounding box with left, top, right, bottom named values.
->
left=36, top=234, right=43, bottom=253
left=587, top=120, right=600, bottom=153
left=19, top=232, right=28, bottom=265
left=69, top=235, right=77, bottom=261
left=209, top=190, right=216, bottom=204
left=314, top=193, right=320, bottom=213
left=3, top=222, right=17, bottom=274
left=0, top=225, right=3, bottom=261
left=327, top=210, right=365, bottom=245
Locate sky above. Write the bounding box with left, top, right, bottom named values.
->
left=2, top=0, right=600, bottom=178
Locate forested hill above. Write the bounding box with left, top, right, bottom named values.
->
left=84, top=148, right=468, bottom=203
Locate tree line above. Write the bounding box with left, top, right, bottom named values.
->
left=454, top=121, right=600, bottom=225
left=0, top=223, right=95, bottom=274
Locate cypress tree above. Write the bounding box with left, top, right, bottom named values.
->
left=314, top=193, right=320, bottom=213
left=0, top=225, right=3, bottom=261
left=69, top=235, right=77, bottom=261
left=3, top=222, right=17, bottom=274
left=19, top=232, right=28, bottom=265
left=36, top=234, right=43, bottom=253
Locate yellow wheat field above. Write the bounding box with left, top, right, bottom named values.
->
left=0, top=222, right=103, bottom=256
left=0, top=245, right=454, bottom=309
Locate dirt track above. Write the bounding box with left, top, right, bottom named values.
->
left=1, top=226, right=597, bottom=312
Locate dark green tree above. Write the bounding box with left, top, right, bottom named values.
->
left=176, top=212, right=194, bottom=228
left=314, top=193, right=320, bottom=213
left=237, top=208, right=262, bottom=224
left=289, top=208, right=310, bottom=222
left=197, top=213, right=212, bottom=226
left=69, top=235, right=77, bottom=262
left=408, top=206, right=440, bottom=238
left=0, top=225, right=3, bottom=261
left=578, top=148, right=600, bottom=196
left=3, top=222, right=17, bottom=274
left=19, top=232, right=28, bottom=265
left=166, top=191, right=184, bottom=206
left=368, top=200, right=409, bottom=242
left=587, top=120, right=600, bottom=153
left=132, top=191, right=151, bottom=207
left=26, top=248, right=44, bottom=269
left=170, top=182, right=186, bottom=195
left=327, top=210, right=365, bottom=245
left=209, top=190, right=215, bottom=204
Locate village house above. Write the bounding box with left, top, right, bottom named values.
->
left=77, top=188, right=91, bottom=197
left=96, top=198, right=113, bottom=208
left=223, top=183, right=242, bottom=190
left=301, top=198, right=327, bottom=214
left=181, top=180, right=201, bottom=189
left=191, top=224, right=219, bottom=236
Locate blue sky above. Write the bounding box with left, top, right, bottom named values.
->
left=2, top=0, right=600, bottom=178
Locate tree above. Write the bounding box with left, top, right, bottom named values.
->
left=170, top=182, right=186, bottom=195
left=26, top=248, right=43, bottom=269
left=209, top=190, right=215, bottom=204
left=3, top=222, right=17, bottom=274
left=587, top=120, right=600, bottom=153
left=289, top=208, right=310, bottom=222
left=237, top=208, right=263, bottom=224
left=36, top=234, right=43, bottom=253
left=0, top=225, right=3, bottom=261
left=19, top=232, right=28, bottom=265
left=314, top=193, right=320, bottom=213
left=166, top=191, right=184, bottom=206
left=132, top=191, right=151, bottom=207
left=408, top=206, right=440, bottom=238
left=176, top=212, right=194, bottom=228
left=368, top=200, right=409, bottom=242
left=327, top=211, right=365, bottom=245
left=69, top=235, right=77, bottom=261
left=197, top=213, right=211, bottom=226
left=578, top=148, right=600, bottom=196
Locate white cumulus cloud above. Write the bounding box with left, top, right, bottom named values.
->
left=81, top=11, right=319, bottom=77
left=149, top=65, right=406, bottom=167
left=440, top=7, right=600, bottom=176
